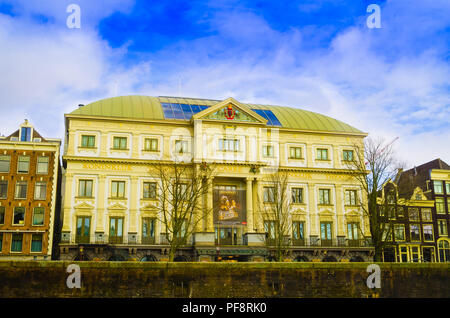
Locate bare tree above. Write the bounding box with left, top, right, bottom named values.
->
left=149, top=161, right=215, bottom=262
left=258, top=170, right=293, bottom=262
left=347, top=137, right=402, bottom=262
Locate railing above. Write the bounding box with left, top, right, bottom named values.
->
left=63, top=234, right=371, bottom=248
left=273, top=238, right=371, bottom=248
left=62, top=234, right=193, bottom=245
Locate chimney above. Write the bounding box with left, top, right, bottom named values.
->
left=78, top=104, right=84, bottom=107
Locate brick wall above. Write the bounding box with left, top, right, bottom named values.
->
left=0, top=261, right=448, bottom=298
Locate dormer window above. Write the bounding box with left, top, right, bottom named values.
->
left=20, top=127, right=32, bottom=142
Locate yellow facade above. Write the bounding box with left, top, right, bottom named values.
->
left=60, top=96, right=372, bottom=262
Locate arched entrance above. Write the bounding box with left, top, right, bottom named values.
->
left=350, top=256, right=365, bottom=262
left=174, top=255, right=189, bottom=262
left=294, top=256, right=309, bottom=262
left=141, top=254, right=158, bottom=262
left=322, top=255, right=337, bottom=262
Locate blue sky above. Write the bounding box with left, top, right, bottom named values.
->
left=0, top=0, right=449, bottom=166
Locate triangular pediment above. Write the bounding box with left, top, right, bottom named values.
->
left=192, top=97, right=267, bottom=125
left=73, top=202, right=95, bottom=210
left=107, top=202, right=127, bottom=210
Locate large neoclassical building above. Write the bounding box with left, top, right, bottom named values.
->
left=59, top=95, right=373, bottom=262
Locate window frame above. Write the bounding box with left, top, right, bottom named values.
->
left=112, top=136, right=128, bottom=150
left=0, top=155, right=11, bottom=173
left=394, top=224, right=406, bottom=241
left=410, top=223, right=421, bottom=242
left=263, top=186, right=275, bottom=203
left=10, top=233, right=23, bottom=253
left=36, top=156, right=49, bottom=174
left=111, top=180, right=126, bottom=198
left=342, top=149, right=354, bottom=162
left=0, top=206, right=5, bottom=225
left=34, top=182, right=47, bottom=200
left=291, top=187, right=304, bottom=204
left=422, top=224, right=434, bottom=242
left=81, top=135, right=96, bottom=148
left=0, top=180, right=7, bottom=199
left=32, top=207, right=45, bottom=226
left=438, top=220, right=448, bottom=236
left=316, top=148, right=329, bottom=161
left=15, top=181, right=28, bottom=199
left=30, top=234, right=43, bottom=253
left=289, top=147, right=303, bottom=159
left=218, top=139, right=240, bottom=152
left=144, top=138, right=159, bottom=151
left=13, top=207, right=26, bottom=226
left=434, top=181, right=443, bottom=194
left=175, top=140, right=189, bottom=154
left=436, top=197, right=445, bottom=214
left=78, top=179, right=93, bottom=198
left=345, top=189, right=358, bottom=206
left=17, top=155, right=30, bottom=174
left=143, top=182, right=157, bottom=199
left=318, top=188, right=331, bottom=205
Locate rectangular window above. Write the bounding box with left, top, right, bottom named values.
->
left=20, top=127, right=31, bottom=142
left=446, top=183, right=450, bottom=195
left=143, top=182, right=156, bottom=199
left=262, top=145, right=274, bottom=157
left=423, top=224, right=434, bottom=242
left=144, top=138, right=158, bottom=151
left=78, top=180, right=93, bottom=197
left=263, top=187, right=275, bottom=203
left=264, top=220, right=276, bottom=240
left=142, top=218, right=155, bottom=244
left=109, top=217, right=124, bottom=244
left=0, top=181, right=7, bottom=199
left=316, top=148, right=328, bottom=160
left=11, top=234, right=23, bottom=252
left=0, top=233, right=2, bottom=252
left=292, top=221, right=304, bottom=241
left=348, top=223, right=359, bottom=240
left=218, top=139, right=239, bottom=152
left=320, top=222, right=332, bottom=243
left=81, top=135, right=96, bottom=148
left=113, top=136, right=128, bottom=150
left=409, top=208, right=420, bottom=221
left=34, top=182, right=47, bottom=200
left=434, top=181, right=443, bottom=194
left=31, top=234, right=43, bottom=252
left=32, top=207, right=45, bottom=226
left=382, top=224, right=392, bottom=241
left=15, top=181, right=27, bottom=199
left=410, top=224, right=421, bottom=242
left=421, top=208, right=432, bottom=222
left=318, top=189, right=331, bottom=205
left=111, top=181, right=126, bottom=198
left=36, top=156, right=49, bottom=174
left=394, top=224, right=406, bottom=241
left=345, top=190, right=357, bottom=205
left=291, top=188, right=303, bottom=203
left=0, top=206, right=4, bottom=224
left=175, top=140, right=189, bottom=154
left=17, top=156, right=30, bottom=173
left=0, top=155, right=10, bottom=172
left=289, top=147, right=302, bottom=159
left=343, top=150, right=354, bottom=161
left=76, top=216, right=90, bottom=244
left=13, top=207, right=25, bottom=225
left=175, top=183, right=188, bottom=197
left=436, top=198, right=445, bottom=214
left=438, top=220, right=448, bottom=236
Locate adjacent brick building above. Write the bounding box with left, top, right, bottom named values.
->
left=0, top=120, right=61, bottom=260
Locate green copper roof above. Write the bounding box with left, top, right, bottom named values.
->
left=69, top=95, right=364, bottom=134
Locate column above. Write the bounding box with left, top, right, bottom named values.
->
left=335, top=184, right=345, bottom=237
left=61, top=173, right=74, bottom=233
left=246, top=177, right=254, bottom=232
left=129, top=176, right=139, bottom=233
left=307, top=183, right=318, bottom=236
left=252, top=178, right=263, bottom=232
left=95, top=175, right=106, bottom=233
left=206, top=177, right=214, bottom=232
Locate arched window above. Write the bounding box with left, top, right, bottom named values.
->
left=438, top=239, right=450, bottom=262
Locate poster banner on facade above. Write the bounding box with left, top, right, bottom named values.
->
left=213, top=189, right=246, bottom=225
